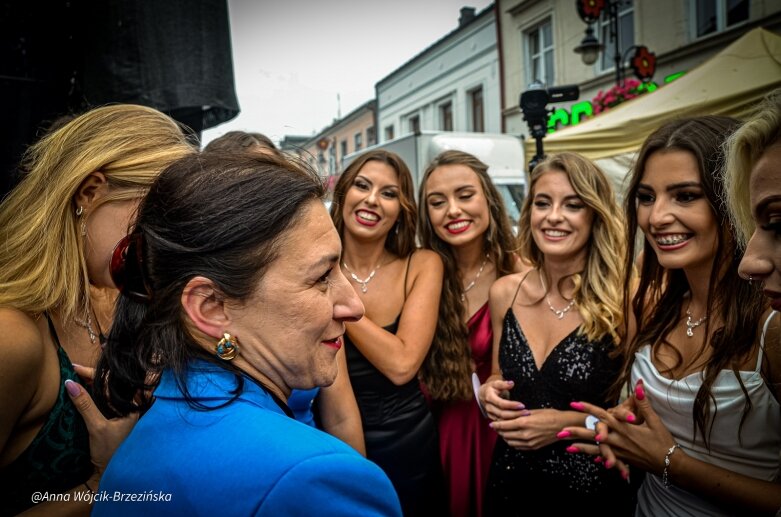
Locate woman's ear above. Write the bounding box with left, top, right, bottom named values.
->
left=181, top=276, right=229, bottom=340
left=74, top=171, right=109, bottom=211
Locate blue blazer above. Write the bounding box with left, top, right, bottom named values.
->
left=94, top=362, right=401, bottom=516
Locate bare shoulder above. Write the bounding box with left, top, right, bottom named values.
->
left=410, top=248, right=443, bottom=274
left=490, top=272, right=524, bottom=306
left=0, top=308, right=45, bottom=390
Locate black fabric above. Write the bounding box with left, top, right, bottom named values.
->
left=485, top=309, right=636, bottom=516
left=345, top=317, right=446, bottom=517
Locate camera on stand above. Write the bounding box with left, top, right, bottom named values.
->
left=520, top=82, right=580, bottom=172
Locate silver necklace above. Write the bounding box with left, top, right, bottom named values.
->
left=343, top=260, right=383, bottom=293
left=461, top=254, right=489, bottom=302
left=685, top=305, right=708, bottom=338
left=74, top=312, right=98, bottom=344
left=540, top=271, right=576, bottom=320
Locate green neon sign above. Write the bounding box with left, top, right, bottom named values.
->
left=547, top=71, right=686, bottom=133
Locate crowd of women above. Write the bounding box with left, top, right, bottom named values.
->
left=0, top=88, right=779, bottom=516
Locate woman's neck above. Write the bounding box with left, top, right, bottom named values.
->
left=453, top=239, right=487, bottom=275
left=341, top=232, right=388, bottom=273
left=541, top=252, right=586, bottom=295
left=683, top=263, right=713, bottom=318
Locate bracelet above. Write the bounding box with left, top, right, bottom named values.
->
left=662, top=443, right=681, bottom=488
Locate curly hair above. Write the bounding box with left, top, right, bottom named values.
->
left=330, top=150, right=417, bottom=258
left=418, top=150, right=517, bottom=401
left=517, top=152, right=627, bottom=346
left=614, top=116, right=766, bottom=447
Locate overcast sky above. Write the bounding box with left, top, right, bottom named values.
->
left=202, top=0, right=494, bottom=146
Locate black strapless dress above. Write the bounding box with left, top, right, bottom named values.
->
left=345, top=316, right=445, bottom=517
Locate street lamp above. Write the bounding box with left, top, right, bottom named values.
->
left=573, top=0, right=656, bottom=87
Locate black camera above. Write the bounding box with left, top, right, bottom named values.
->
left=520, top=83, right=579, bottom=170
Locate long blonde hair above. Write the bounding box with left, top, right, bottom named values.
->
left=0, top=104, right=194, bottom=321
left=723, top=88, right=781, bottom=248
left=517, top=152, right=626, bottom=345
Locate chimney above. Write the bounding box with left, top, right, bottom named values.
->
left=459, top=6, right=476, bottom=27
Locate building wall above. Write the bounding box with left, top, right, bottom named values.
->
left=299, top=103, right=376, bottom=177
left=376, top=8, right=501, bottom=142
left=499, top=0, right=781, bottom=136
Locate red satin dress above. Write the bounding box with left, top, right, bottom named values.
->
left=434, top=301, right=497, bottom=517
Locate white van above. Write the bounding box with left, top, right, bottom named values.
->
left=342, top=131, right=527, bottom=228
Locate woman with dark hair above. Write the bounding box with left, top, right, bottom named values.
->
left=565, top=116, right=781, bottom=515
left=331, top=149, right=446, bottom=516
left=202, top=130, right=365, bottom=455
left=479, top=152, right=633, bottom=514
left=92, top=153, right=400, bottom=516
left=417, top=150, right=518, bottom=517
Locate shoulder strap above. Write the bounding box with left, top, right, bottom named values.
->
left=509, top=270, right=530, bottom=308
left=757, top=310, right=778, bottom=371
left=45, top=313, right=63, bottom=350
left=403, top=251, right=414, bottom=302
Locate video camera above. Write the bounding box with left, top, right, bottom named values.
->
left=520, top=82, right=579, bottom=171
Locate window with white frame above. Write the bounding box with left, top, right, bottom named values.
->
left=597, top=0, right=635, bottom=73
left=354, top=132, right=362, bottom=151
left=408, top=114, right=420, bottom=135
left=525, top=19, right=554, bottom=86
left=693, top=0, right=749, bottom=38
left=468, top=88, right=484, bottom=133
left=385, top=125, right=394, bottom=141
left=439, top=101, right=453, bottom=131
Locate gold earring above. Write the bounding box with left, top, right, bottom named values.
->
left=76, top=205, right=84, bottom=216
left=216, top=332, right=239, bottom=360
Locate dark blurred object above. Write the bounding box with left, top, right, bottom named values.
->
left=0, top=0, right=239, bottom=199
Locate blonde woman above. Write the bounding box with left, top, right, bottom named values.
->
left=478, top=152, right=632, bottom=514
left=418, top=150, right=518, bottom=517
left=0, top=105, right=194, bottom=515
left=331, top=150, right=446, bottom=516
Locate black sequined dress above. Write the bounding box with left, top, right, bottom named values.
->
left=485, top=309, right=634, bottom=516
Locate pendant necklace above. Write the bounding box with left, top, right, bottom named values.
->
left=540, top=270, right=576, bottom=320
left=461, top=254, right=489, bottom=302
left=343, top=258, right=383, bottom=293
left=685, top=305, right=708, bottom=338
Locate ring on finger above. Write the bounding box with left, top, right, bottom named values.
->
left=584, top=414, right=600, bottom=431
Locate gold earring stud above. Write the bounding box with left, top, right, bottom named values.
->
left=215, top=332, right=239, bottom=360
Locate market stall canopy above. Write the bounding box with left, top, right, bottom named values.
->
left=525, top=27, right=781, bottom=195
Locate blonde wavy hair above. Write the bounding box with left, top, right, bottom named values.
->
left=723, top=88, right=781, bottom=248
left=517, top=152, right=626, bottom=345
left=0, top=104, right=194, bottom=321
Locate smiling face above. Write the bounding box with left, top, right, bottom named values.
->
left=636, top=150, right=719, bottom=274
left=229, top=200, right=364, bottom=395
left=530, top=169, right=594, bottom=263
left=341, top=160, right=401, bottom=240
left=424, top=163, right=491, bottom=249
left=738, top=141, right=781, bottom=311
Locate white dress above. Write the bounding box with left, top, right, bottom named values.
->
left=633, top=312, right=781, bottom=516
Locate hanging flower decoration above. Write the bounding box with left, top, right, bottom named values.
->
left=591, top=79, right=654, bottom=115
left=577, top=0, right=606, bottom=23
left=631, top=46, right=657, bottom=82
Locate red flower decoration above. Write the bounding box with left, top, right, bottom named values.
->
left=577, top=0, right=606, bottom=23
left=631, top=46, right=656, bottom=82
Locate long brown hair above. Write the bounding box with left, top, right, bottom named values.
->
left=615, top=116, right=766, bottom=447
left=418, top=150, right=517, bottom=401
left=330, top=150, right=417, bottom=258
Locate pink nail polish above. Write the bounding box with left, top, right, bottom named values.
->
left=64, top=379, right=81, bottom=397
left=556, top=431, right=571, bottom=439
left=516, top=403, right=526, bottom=410
left=570, top=401, right=585, bottom=411
left=488, top=422, right=494, bottom=428
left=594, top=434, right=602, bottom=442
left=594, top=456, right=603, bottom=463
left=621, top=470, right=630, bottom=481
left=635, top=384, right=645, bottom=401
left=605, top=460, right=614, bottom=469
left=565, top=446, right=579, bottom=453
left=520, top=410, right=531, bottom=416
left=626, top=413, right=636, bottom=423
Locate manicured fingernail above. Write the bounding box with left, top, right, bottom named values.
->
left=637, top=378, right=644, bottom=386
left=605, top=460, right=614, bottom=469
left=64, top=379, right=81, bottom=397
left=570, top=402, right=585, bottom=411
left=520, top=410, right=531, bottom=416
left=621, top=470, right=630, bottom=481
left=635, top=384, right=645, bottom=401
left=488, top=422, right=494, bottom=428
left=507, top=380, right=514, bottom=386
left=594, top=456, right=603, bottom=463
left=594, top=434, right=602, bottom=442
left=556, top=430, right=571, bottom=439
left=516, top=403, right=526, bottom=410
left=565, top=446, right=579, bottom=453
left=71, top=363, right=82, bottom=368
left=626, top=413, right=636, bottom=423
